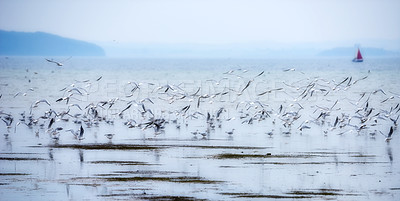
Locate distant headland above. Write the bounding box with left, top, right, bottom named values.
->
left=0, top=30, right=105, bottom=56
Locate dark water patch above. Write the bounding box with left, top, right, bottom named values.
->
left=220, top=192, right=312, bottom=199
left=0, top=173, right=30, bottom=176
left=102, top=176, right=223, bottom=184
left=372, top=191, right=391, bottom=195
left=98, top=193, right=143, bottom=198
left=138, top=195, right=207, bottom=201
left=317, top=188, right=343, bottom=192
left=333, top=161, right=388, bottom=165
left=219, top=165, right=244, bottom=168
left=390, top=188, right=400, bottom=190
left=213, top=153, right=315, bottom=159
left=89, top=160, right=156, bottom=166
left=247, top=161, right=389, bottom=165
left=350, top=154, right=376, bottom=158
left=247, top=162, right=327, bottom=165
left=69, top=183, right=101, bottom=187
left=48, top=143, right=163, bottom=150
left=300, top=152, right=362, bottom=155
left=0, top=157, right=47, bottom=161
left=173, top=145, right=269, bottom=150
left=0, top=152, right=43, bottom=155
left=182, top=156, right=204, bottom=159
left=46, top=143, right=268, bottom=150
left=114, top=170, right=181, bottom=175
left=140, top=138, right=227, bottom=142
left=0, top=183, right=9, bottom=185
left=288, top=190, right=361, bottom=196
left=94, top=173, right=127, bottom=177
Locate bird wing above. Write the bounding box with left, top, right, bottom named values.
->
left=79, top=125, right=84, bottom=138
left=36, top=99, right=51, bottom=106
left=388, top=126, right=394, bottom=138
left=241, top=80, right=252, bottom=93
left=48, top=118, right=55, bottom=129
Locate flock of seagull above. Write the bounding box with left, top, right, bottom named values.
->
left=0, top=61, right=399, bottom=144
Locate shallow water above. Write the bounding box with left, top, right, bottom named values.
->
left=0, top=57, right=400, bottom=200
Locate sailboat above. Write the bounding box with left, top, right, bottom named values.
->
left=352, top=47, right=363, bottom=62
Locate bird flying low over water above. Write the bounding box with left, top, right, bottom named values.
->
left=45, top=59, right=64, bottom=66
left=104, top=133, right=115, bottom=140
left=2, top=63, right=398, bottom=160
left=240, top=80, right=252, bottom=94
left=34, top=99, right=51, bottom=107
left=257, top=88, right=283, bottom=96
left=78, top=125, right=84, bottom=140
left=225, top=129, right=235, bottom=135
left=283, top=68, right=295, bottom=72
left=45, top=56, right=71, bottom=66
left=65, top=125, right=84, bottom=140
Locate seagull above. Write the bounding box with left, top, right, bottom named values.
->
left=257, top=88, right=283, bottom=96
left=45, top=56, right=71, bottom=66
left=200, top=131, right=208, bottom=137
left=1, top=115, right=13, bottom=129
left=191, top=130, right=199, bottom=136
left=197, top=94, right=210, bottom=108
left=266, top=129, right=274, bottom=137
left=13, top=88, right=34, bottom=98
left=390, top=115, right=399, bottom=128
left=206, top=78, right=228, bottom=85
left=68, top=104, right=83, bottom=110
left=223, top=70, right=235, bottom=74
left=298, top=125, right=311, bottom=131
left=283, top=68, right=295, bottom=72
left=104, top=133, right=115, bottom=140
left=225, top=129, right=235, bottom=135
left=65, top=125, right=84, bottom=140
left=67, top=88, right=85, bottom=96
left=65, top=129, right=79, bottom=138
left=373, top=89, right=386, bottom=95
left=114, top=103, right=132, bottom=118
left=140, top=97, right=154, bottom=104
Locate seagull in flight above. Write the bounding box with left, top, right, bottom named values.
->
left=45, top=56, right=71, bottom=67
left=104, top=133, right=115, bottom=140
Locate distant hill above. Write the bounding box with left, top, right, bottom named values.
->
left=318, top=47, right=399, bottom=57
left=0, top=30, right=105, bottom=56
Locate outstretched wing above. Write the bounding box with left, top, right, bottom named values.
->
left=388, top=126, right=394, bottom=138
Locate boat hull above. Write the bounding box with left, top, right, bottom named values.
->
left=352, top=58, right=363, bottom=62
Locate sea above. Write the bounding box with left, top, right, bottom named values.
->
left=0, top=57, right=399, bottom=200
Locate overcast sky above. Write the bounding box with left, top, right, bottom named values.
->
left=1, top=0, right=399, bottom=49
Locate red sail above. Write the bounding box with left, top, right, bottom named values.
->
left=356, top=49, right=363, bottom=60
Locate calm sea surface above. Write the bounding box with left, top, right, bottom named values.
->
left=0, top=57, right=400, bottom=200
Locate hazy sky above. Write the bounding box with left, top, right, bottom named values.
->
left=0, top=0, right=399, bottom=48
